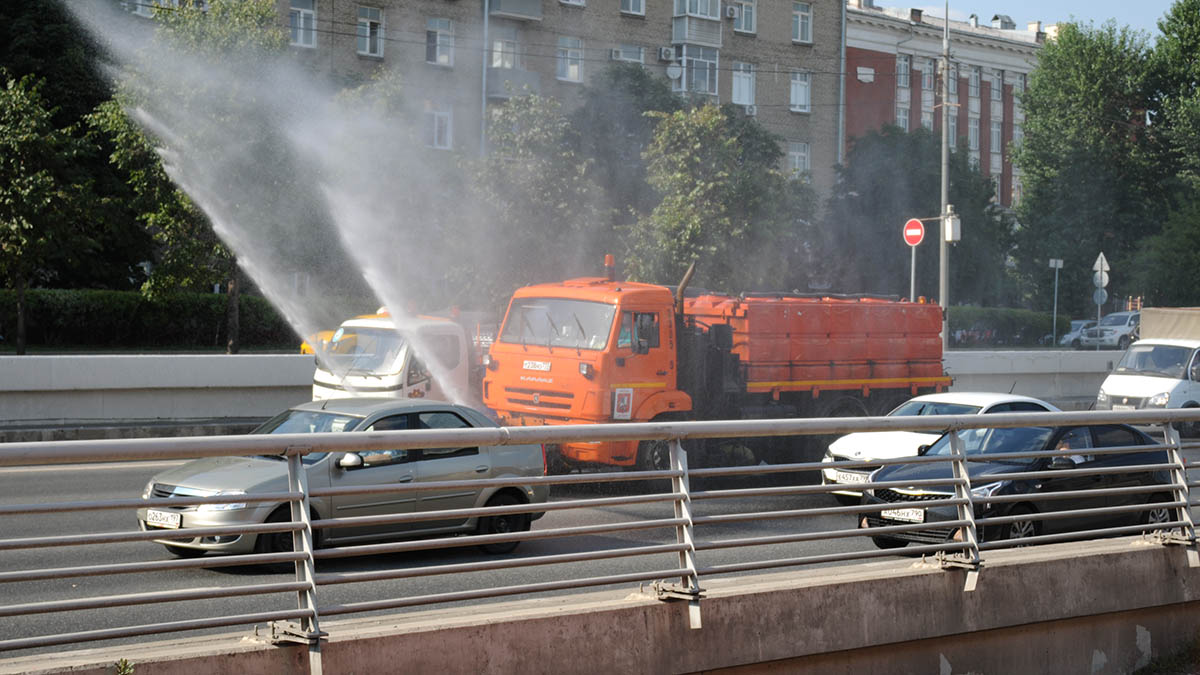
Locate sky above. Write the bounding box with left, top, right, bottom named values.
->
left=915, top=1, right=1175, bottom=38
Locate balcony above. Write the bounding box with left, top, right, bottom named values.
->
left=671, top=15, right=722, bottom=47
left=487, top=67, right=541, bottom=99
left=490, top=0, right=542, bottom=21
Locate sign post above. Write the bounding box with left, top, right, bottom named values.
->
left=1093, top=252, right=1110, bottom=350
left=903, top=218, right=925, bottom=301
left=1049, top=258, right=1063, bottom=345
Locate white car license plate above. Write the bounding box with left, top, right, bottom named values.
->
left=880, top=507, right=925, bottom=523
left=1112, top=404, right=1135, bottom=412
left=146, top=509, right=182, bottom=529
left=834, top=470, right=868, bottom=484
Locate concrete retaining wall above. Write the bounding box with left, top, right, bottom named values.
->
left=7, top=537, right=1198, bottom=675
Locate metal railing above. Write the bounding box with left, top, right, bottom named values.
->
left=2, top=408, right=1199, bottom=673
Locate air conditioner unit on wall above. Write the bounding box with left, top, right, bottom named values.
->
left=725, top=5, right=739, bottom=19
left=610, top=48, right=622, bottom=60
left=744, top=104, right=757, bottom=116
left=659, top=46, right=674, bottom=62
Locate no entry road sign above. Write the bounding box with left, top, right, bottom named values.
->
left=903, top=219, right=925, bottom=247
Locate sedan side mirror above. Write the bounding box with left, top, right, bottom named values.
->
left=916, top=444, right=930, bottom=456
left=337, top=453, right=363, bottom=470
left=1049, top=455, right=1076, bottom=470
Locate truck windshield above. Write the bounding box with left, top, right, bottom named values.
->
left=1115, top=344, right=1192, bottom=379
left=321, top=327, right=406, bottom=375
left=252, top=410, right=365, bottom=464
left=499, top=298, right=618, bottom=351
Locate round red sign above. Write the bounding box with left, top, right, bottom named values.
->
left=903, top=218, right=925, bottom=247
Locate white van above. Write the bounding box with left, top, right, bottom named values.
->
left=1095, top=308, right=1200, bottom=436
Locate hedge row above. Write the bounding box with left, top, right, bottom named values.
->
left=0, top=289, right=298, bottom=348
left=947, top=305, right=1070, bottom=348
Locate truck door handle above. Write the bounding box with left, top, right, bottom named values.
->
left=656, top=370, right=668, bottom=376
left=475, top=465, right=489, bottom=473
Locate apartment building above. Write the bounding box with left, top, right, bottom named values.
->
left=844, top=2, right=1043, bottom=207
left=277, top=0, right=844, bottom=196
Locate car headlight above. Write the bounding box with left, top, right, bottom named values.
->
left=197, top=490, right=248, bottom=511
left=1097, top=389, right=1109, bottom=404
left=1148, top=392, right=1171, bottom=407
left=970, top=481, right=1005, bottom=499
left=142, top=480, right=155, bottom=499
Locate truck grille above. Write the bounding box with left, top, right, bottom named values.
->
left=504, top=387, right=574, bottom=410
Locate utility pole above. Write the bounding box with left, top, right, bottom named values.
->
left=939, top=0, right=951, bottom=349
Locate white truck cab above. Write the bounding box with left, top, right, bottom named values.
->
left=311, top=313, right=472, bottom=403
left=1095, top=308, right=1200, bottom=435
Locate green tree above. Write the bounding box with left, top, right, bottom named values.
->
left=628, top=104, right=813, bottom=291
left=1132, top=196, right=1200, bottom=305
left=1150, top=0, right=1200, bottom=188
left=1012, top=21, right=1163, bottom=316
left=0, top=74, right=96, bottom=353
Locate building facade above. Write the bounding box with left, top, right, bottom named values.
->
left=844, top=2, right=1043, bottom=207
left=273, top=0, right=845, bottom=196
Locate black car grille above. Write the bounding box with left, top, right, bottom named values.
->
left=504, top=387, right=575, bottom=410
left=865, top=516, right=956, bottom=544
left=874, top=488, right=954, bottom=503
left=151, top=483, right=178, bottom=499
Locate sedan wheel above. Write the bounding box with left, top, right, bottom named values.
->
left=255, top=508, right=296, bottom=555
left=477, top=493, right=530, bottom=554
left=1001, top=506, right=1040, bottom=543
left=1141, top=494, right=1174, bottom=530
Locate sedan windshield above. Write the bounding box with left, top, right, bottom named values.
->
left=889, top=400, right=982, bottom=416
left=321, top=327, right=406, bottom=376
left=1116, top=344, right=1192, bottom=379
left=499, top=298, right=618, bottom=350
left=252, top=410, right=365, bottom=464
left=924, top=426, right=1054, bottom=462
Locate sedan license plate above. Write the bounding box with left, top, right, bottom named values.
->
left=146, top=509, right=182, bottom=529
left=880, top=507, right=925, bottom=523
left=833, top=470, right=868, bottom=484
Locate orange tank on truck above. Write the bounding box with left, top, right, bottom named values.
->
left=481, top=258, right=951, bottom=471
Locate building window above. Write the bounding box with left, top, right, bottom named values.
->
left=1013, top=72, right=1025, bottom=94
left=674, top=45, right=718, bottom=95
left=792, top=2, right=812, bottom=43
left=896, top=105, right=909, bottom=131
left=674, top=0, right=720, bottom=19
left=557, top=37, right=583, bottom=82
left=921, top=111, right=933, bottom=130
left=425, top=18, right=452, bottom=66
left=896, top=54, right=910, bottom=89
left=732, top=0, right=755, bottom=33
left=732, top=62, right=755, bottom=105
left=990, top=120, right=1002, bottom=152
left=126, top=0, right=155, bottom=17
left=991, top=69, right=1003, bottom=100
left=492, top=31, right=518, bottom=69
left=948, top=63, right=958, bottom=96
left=289, top=0, right=315, bottom=47
left=948, top=114, right=958, bottom=149
left=561, top=0, right=585, bottom=5
left=921, top=59, right=934, bottom=90
left=968, top=117, right=979, bottom=151
left=425, top=105, right=452, bottom=150
left=787, top=141, right=810, bottom=175
left=968, top=66, right=980, bottom=98
left=1012, top=123, right=1023, bottom=147
left=357, top=7, right=383, bottom=57
left=989, top=151, right=1002, bottom=176
left=621, top=0, right=644, bottom=15
left=613, top=44, right=644, bottom=63
left=789, top=71, right=811, bottom=113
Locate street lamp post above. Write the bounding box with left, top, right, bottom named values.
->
left=1049, top=258, right=1063, bottom=346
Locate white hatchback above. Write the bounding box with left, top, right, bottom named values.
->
left=820, top=392, right=1061, bottom=503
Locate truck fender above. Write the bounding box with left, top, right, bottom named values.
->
left=632, top=390, right=693, bottom=422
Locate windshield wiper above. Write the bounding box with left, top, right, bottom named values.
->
left=544, top=314, right=560, bottom=352
left=572, top=313, right=587, bottom=350
left=520, top=314, right=534, bottom=350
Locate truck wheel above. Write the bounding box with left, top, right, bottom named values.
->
left=636, top=439, right=672, bottom=472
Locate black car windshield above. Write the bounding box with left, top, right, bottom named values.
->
left=924, top=426, right=1055, bottom=463
left=1115, top=344, right=1192, bottom=379
left=252, top=410, right=365, bottom=464
left=498, top=298, right=618, bottom=350
left=889, top=400, right=982, bottom=416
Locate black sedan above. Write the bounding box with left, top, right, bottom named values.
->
left=860, top=423, right=1175, bottom=548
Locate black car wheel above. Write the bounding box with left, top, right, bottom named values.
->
left=163, top=544, right=206, bottom=558
left=871, top=536, right=908, bottom=550
left=1000, top=506, right=1040, bottom=542
left=477, top=493, right=530, bottom=554
left=1140, top=494, right=1175, bottom=529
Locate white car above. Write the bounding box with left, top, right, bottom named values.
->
left=1060, top=320, right=1097, bottom=350
left=821, top=392, right=1061, bottom=504
left=1080, top=311, right=1141, bottom=350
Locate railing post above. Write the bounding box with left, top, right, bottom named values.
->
left=943, top=430, right=982, bottom=590
left=1160, top=424, right=1199, bottom=567
left=284, top=447, right=325, bottom=673
left=655, top=437, right=703, bottom=629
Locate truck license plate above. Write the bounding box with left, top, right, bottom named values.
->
left=880, top=507, right=924, bottom=523
left=146, top=509, right=182, bottom=529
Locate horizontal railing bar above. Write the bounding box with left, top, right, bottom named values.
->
left=311, top=493, right=683, bottom=531
left=315, top=543, right=689, bottom=586
left=314, top=518, right=688, bottom=560
left=318, top=568, right=689, bottom=617
left=691, top=454, right=956, bottom=478
left=964, top=444, right=1166, bottom=461
left=309, top=469, right=681, bottom=498
left=0, top=492, right=301, bottom=516
left=979, top=522, right=1188, bottom=551
left=0, top=551, right=306, bottom=584
left=0, top=609, right=312, bottom=653
left=698, top=542, right=969, bottom=576
left=978, top=483, right=1183, bottom=504
left=691, top=499, right=967, bottom=527
left=695, top=519, right=971, bottom=551
left=975, top=500, right=1189, bottom=526
left=0, top=521, right=302, bottom=552
left=4, top=409, right=1198, bottom=467
left=967, top=462, right=1176, bottom=482
left=690, top=476, right=967, bottom=501
left=0, top=582, right=311, bottom=618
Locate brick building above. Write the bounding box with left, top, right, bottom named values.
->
left=272, top=0, right=845, bottom=196
left=844, top=1, right=1044, bottom=207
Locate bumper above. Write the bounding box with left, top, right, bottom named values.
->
left=820, top=466, right=873, bottom=497
left=859, top=493, right=968, bottom=544
left=137, top=504, right=270, bottom=554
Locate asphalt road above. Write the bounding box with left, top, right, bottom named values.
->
left=0, top=461, right=875, bottom=659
